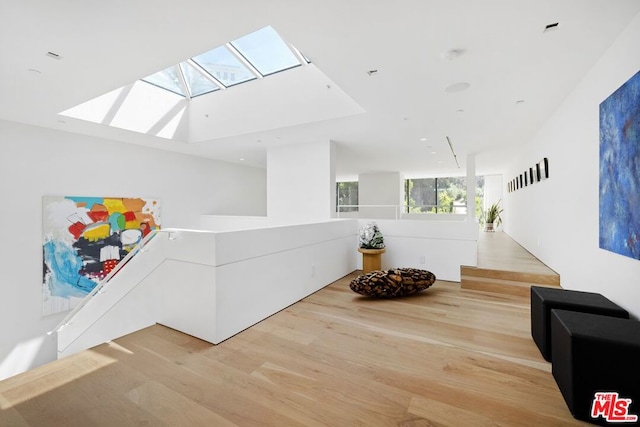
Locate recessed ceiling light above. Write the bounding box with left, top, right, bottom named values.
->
left=445, top=82, right=470, bottom=93
left=441, top=49, right=465, bottom=61
left=431, top=151, right=437, bottom=155
left=420, top=138, right=427, bottom=141
left=240, top=158, right=245, bottom=161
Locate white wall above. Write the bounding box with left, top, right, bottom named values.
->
left=505, top=11, right=640, bottom=318
left=483, top=175, right=503, bottom=211
left=483, top=174, right=504, bottom=229
left=0, top=119, right=266, bottom=379
left=358, top=172, right=404, bottom=219
left=267, top=140, right=335, bottom=223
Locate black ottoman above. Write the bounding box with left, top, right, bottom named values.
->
left=551, top=309, right=640, bottom=425
left=530, top=286, right=628, bottom=361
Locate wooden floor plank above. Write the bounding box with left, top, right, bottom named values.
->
left=0, top=272, right=589, bottom=426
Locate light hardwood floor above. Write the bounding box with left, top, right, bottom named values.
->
left=461, top=232, right=561, bottom=297
left=0, top=272, right=587, bottom=426
left=476, top=231, right=558, bottom=276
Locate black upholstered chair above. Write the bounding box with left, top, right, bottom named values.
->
left=530, top=286, right=628, bottom=361
left=551, top=309, right=640, bottom=425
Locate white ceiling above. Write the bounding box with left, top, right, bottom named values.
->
left=2, top=0, right=639, bottom=180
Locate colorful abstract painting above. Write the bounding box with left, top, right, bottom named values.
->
left=42, top=196, right=161, bottom=315
left=599, top=70, right=640, bottom=259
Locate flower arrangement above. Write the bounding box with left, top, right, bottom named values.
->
left=359, top=222, right=385, bottom=249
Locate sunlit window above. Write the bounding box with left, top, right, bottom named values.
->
left=231, top=26, right=301, bottom=76
left=142, top=66, right=186, bottom=97
left=192, top=46, right=256, bottom=87
left=336, top=182, right=359, bottom=213
left=179, top=63, right=220, bottom=97
left=139, top=26, right=304, bottom=98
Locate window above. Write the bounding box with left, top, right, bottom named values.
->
left=142, top=66, right=186, bottom=97
left=139, top=25, right=305, bottom=98
left=178, top=63, right=220, bottom=97
left=336, top=182, right=358, bottom=212
left=191, top=46, right=256, bottom=88
left=405, top=176, right=485, bottom=214
left=230, top=26, right=301, bottom=76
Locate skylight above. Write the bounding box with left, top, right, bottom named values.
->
left=141, top=26, right=306, bottom=98
left=143, top=66, right=186, bottom=97
left=179, top=62, right=220, bottom=97
left=230, top=26, right=302, bottom=76
left=191, top=46, right=256, bottom=87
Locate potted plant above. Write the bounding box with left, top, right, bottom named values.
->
left=483, top=200, right=503, bottom=232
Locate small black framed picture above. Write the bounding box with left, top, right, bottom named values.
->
left=539, top=158, right=549, bottom=180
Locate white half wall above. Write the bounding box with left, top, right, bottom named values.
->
left=0, top=119, right=266, bottom=380
left=57, top=221, right=357, bottom=358
left=504, top=11, right=640, bottom=318
left=357, top=219, right=478, bottom=281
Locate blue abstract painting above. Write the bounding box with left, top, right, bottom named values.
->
left=600, top=70, right=640, bottom=259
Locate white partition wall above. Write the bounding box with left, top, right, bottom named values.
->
left=358, top=172, right=404, bottom=219
left=267, top=140, right=336, bottom=224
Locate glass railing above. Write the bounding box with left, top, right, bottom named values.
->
left=336, top=204, right=468, bottom=219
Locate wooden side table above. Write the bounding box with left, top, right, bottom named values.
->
left=357, top=247, right=386, bottom=273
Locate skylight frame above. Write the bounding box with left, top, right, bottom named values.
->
left=179, top=61, right=223, bottom=98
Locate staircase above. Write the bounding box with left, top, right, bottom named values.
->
left=460, top=232, right=560, bottom=297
